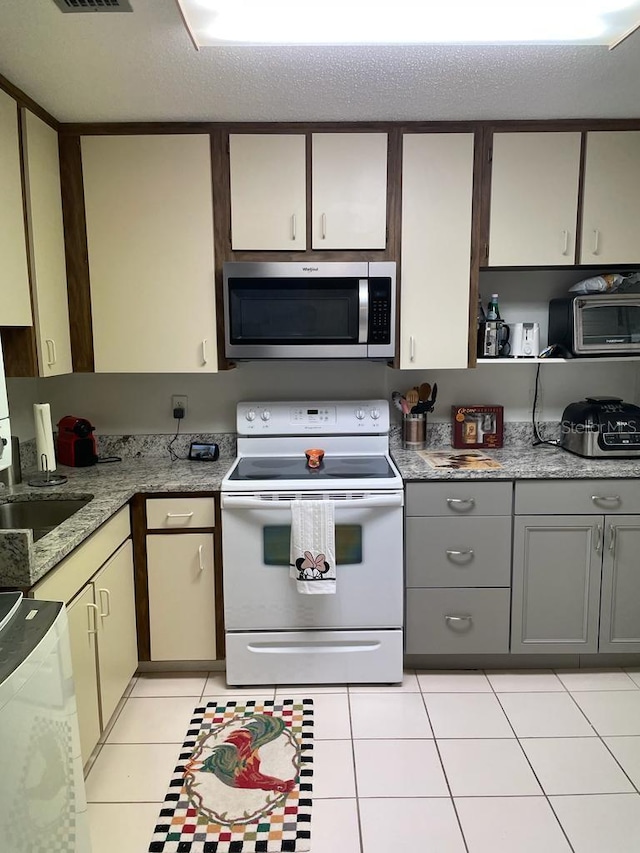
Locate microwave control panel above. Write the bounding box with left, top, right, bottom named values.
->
left=368, top=279, right=392, bottom=344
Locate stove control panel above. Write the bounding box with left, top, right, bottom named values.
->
left=237, top=400, right=390, bottom=435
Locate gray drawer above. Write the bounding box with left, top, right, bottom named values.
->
left=515, top=480, right=640, bottom=516
left=406, top=588, right=510, bottom=654
left=406, top=516, right=511, bottom=587
left=406, top=481, right=512, bottom=517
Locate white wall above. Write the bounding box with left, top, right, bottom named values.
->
left=7, top=359, right=639, bottom=439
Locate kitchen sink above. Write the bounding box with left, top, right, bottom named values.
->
left=0, top=497, right=93, bottom=542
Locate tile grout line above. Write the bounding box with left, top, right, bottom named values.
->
left=343, top=688, right=366, bottom=853
left=418, top=677, right=471, bottom=853
left=485, top=672, right=578, bottom=853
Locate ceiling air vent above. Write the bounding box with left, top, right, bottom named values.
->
left=51, top=0, right=133, bottom=12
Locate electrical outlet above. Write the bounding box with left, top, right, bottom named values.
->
left=171, top=395, right=188, bottom=418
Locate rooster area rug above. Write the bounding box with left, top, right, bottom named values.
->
left=148, top=699, right=313, bottom=853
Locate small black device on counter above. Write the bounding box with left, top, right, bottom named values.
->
left=188, top=441, right=219, bottom=461
left=560, top=397, right=640, bottom=458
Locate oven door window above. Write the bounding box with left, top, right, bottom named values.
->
left=228, top=278, right=360, bottom=345
left=581, top=303, right=640, bottom=346
left=263, top=525, right=362, bottom=566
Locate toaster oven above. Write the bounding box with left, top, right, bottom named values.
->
left=548, top=294, right=640, bottom=356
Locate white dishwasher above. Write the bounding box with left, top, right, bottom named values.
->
left=0, top=592, right=91, bottom=853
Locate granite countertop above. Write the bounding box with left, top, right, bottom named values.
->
left=391, top=442, right=640, bottom=481
left=0, top=454, right=236, bottom=589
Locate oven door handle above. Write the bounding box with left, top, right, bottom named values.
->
left=221, top=494, right=404, bottom=510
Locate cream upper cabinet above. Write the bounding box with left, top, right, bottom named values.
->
left=82, top=134, right=217, bottom=372
left=229, top=134, right=306, bottom=250
left=311, top=132, right=388, bottom=249
left=400, top=133, right=474, bottom=369
left=22, top=110, right=72, bottom=376
left=0, top=89, right=31, bottom=326
left=580, top=131, right=640, bottom=265
left=489, top=132, right=581, bottom=267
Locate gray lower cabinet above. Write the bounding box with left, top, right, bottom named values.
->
left=511, top=516, right=602, bottom=653
left=512, top=512, right=640, bottom=654
left=599, top=516, right=640, bottom=653
left=405, top=481, right=512, bottom=654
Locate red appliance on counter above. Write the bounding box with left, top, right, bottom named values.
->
left=56, top=416, right=98, bottom=467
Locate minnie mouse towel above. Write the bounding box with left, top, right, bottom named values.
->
left=290, top=500, right=336, bottom=594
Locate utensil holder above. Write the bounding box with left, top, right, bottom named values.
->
left=402, top=413, right=426, bottom=450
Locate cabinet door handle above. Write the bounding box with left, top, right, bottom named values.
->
left=98, top=587, right=111, bottom=618
left=198, top=544, right=205, bottom=572
left=446, top=497, right=476, bottom=511
left=561, top=230, right=569, bottom=256
left=45, top=338, right=57, bottom=366
left=409, top=335, right=415, bottom=362
left=609, top=524, right=617, bottom=555
left=202, top=339, right=208, bottom=365
left=291, top=213, right=296, bottom=241
left=592, top=229, right=600, bottom=255
left=591, top=495, right=620, bottom=503
left=321, top=212, right=327, bottom=240
left=166, top=511, right=194, bottom=519
left=446, top=549, right=474, bottom=557
left=595, top=523, right=603, bottom=552
left=87, top=602, right=99, bottom=636
left=445, top=614, right=473, bottom=625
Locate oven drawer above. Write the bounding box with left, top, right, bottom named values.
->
left=406, top=517, right=511, bottom=587
left=406, top=482, right=512, bottom=517
left=147, top=497, right=215, bottom=529
left=225, top=629, right=403, bottom=685
left=405, top=588, right=510, bottom=654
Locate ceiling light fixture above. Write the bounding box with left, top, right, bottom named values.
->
left=176, top=0, right=640, bottom=49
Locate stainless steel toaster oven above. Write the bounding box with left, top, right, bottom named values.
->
left=548, top=294, right=640, bottom=356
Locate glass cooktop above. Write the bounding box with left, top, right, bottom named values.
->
left=228, top=455, right=396, bottom=481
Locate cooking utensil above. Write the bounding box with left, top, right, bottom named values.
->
left=391, top=391, right=407, bottom=414
left=405, top=387, right=419, bottom=409
left=418, top=382, right=432, bottom=402
left=429, top=383, right=438, bottom=408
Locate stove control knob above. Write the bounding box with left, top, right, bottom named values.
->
left=370, top=408, right=380, bottom=420
left=245, top=409, right=256, bottom=422
left=355, top=408, right=366, bottom=420
left=260, top=410, right=271, bottom=422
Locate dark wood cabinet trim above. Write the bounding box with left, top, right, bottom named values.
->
left=575, top=132, right=588, bottom=265
left=59, top=134, right=94, bottom=372
left=468, top=127, right=486, bottom=368
left=0, top=72, right=59, bottom=131
left=131, top=494, right=150, bottom=661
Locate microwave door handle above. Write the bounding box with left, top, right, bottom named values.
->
left=358, top=280, right=369, bottom=344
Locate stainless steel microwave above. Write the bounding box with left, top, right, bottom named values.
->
left=548, top=294, right=640, bottom=356
left=223, top=261, right=396, bottom=360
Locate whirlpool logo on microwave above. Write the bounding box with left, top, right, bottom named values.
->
left=302, top=266, right=319, bottom=272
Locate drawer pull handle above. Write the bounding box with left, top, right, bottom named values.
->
left=198, top=544, right=205, bottom=572
left=446, top=549, right=474, bottom=557
left=445, top=614, right=473, bottom=625
left=446, top=498, right=475, bottom=510
left=591, top=495, right=620, bottom=503
left=166, top=512, right=195, bottom=519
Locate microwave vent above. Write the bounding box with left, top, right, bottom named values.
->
left=51, top=0, right=133, bottom=11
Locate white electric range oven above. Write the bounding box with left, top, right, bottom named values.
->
left=221, top=400, right=404, bottom=685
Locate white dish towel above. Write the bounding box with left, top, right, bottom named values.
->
left=290, top=500, right=336, bottom=594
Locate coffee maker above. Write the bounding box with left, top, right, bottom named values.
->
left=478, top=320, right=510, bottom=358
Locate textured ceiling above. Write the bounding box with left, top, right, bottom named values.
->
left=1, top=0, right=640, bottom=123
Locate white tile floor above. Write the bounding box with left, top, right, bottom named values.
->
left=85, top=667, right=640, bottom=853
